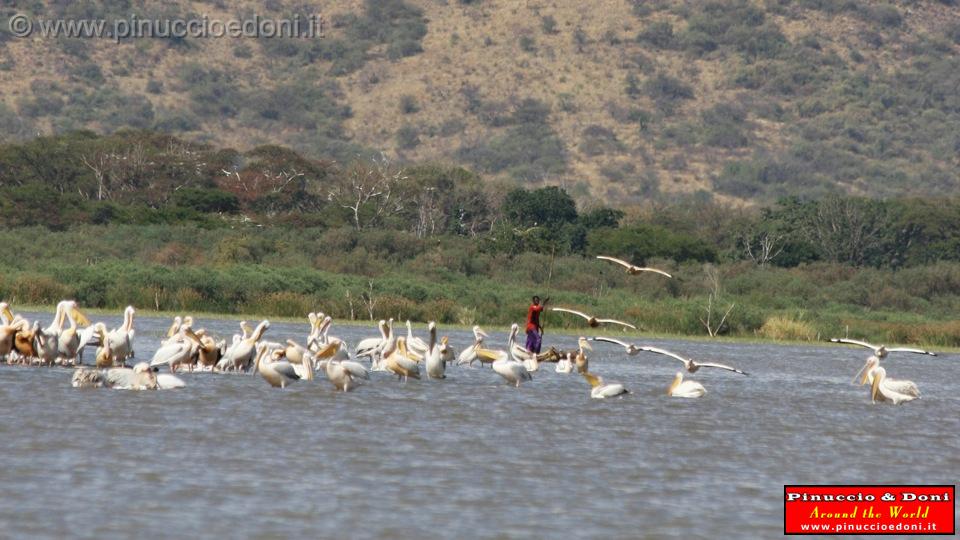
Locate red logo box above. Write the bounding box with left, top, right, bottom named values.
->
left=784, top=485, right=955, bottom=535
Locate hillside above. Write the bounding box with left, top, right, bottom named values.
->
left=1, top=0, right=959, bottom=204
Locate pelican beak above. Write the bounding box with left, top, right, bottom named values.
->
left=870, top=374, right=881, bottom=403
left=2, top=305, right=13, bottom=321
left=582, top=341, right=593, bottom=351
left=478, top=330, right=488, bottom=338
left=853, top=361, right=870, bottom=386
left=72, top=308, right=91, bottom=327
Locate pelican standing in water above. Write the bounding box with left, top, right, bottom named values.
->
left=424, top=321, right=446, bottom=379
left=217, top=320, right=269, bottom=372
left=829, top=338, right=936, bottom=359
left=508, top=323, right=539, bottom=372
left=492, top=352, right=532, bottom=387
left=552, top=308, right=637, bottom=330
left=405, top=320, right=428, bottom=360
left=638, top=346, right=748, bottom=375
left=582, top=371, right=629, bottom=399
left=57, top=301, right=91, bottom=365
left=595, top=255, right=673, bottom=277
left=106, top=306, right=136, bottom=362
left=256, top=345, right=301, bottom=388
left=668, top=372, right=706, bottom=398
left=457, top=325, right=487, bottom=367
left=870, top=367, right=918, bottom=405
left=355, top=320, right=387, bottom=361
left=321, top=358, right=369, bottom=391
left=384, top=336, right=421, bottom=381
left=575, top=337, right=591, bottom=374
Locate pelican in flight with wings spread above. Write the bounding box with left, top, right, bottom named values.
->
left=589, top=336, right=642, bottom=355
left=829, top=338, right=936, bottom=359
left=638, top=346, right=748, bottom=375
left=595, top=256, right=672, bottom=278
left=552, top=308, right=636, bottom=330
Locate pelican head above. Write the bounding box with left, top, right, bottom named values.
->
left=133, top=362, right=151, bottom=374
left=578, top=337, right=592, bottom=351
left=876, top=346, right=888, bottom=359
left=854, top=356, right=880, bottom=385
left=68, top=301, right=91, bottom=327
left=473, top=325, right=488, bottom=339
left=183, top=316, right=194, bottom=329
left=668, top=372, right=684, bottom=395
left=582, top=371, right=601, bottom=388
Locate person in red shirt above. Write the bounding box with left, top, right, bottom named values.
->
left=525, top=295, right=549, bottom=353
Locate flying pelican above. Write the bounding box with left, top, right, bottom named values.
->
left=639, top=346, right=748, bottom=375
left=854, top=357, right=920, bottom=398
left=552, top=307, right=637, bottom=330
left=582, top=371, right=628, bottom=399
left=256, top=346, right=301, bottom=388
left=870, top=367, right=918, bottom=405
left=424, top=321, right=446, bottom=379
left=384, top=337, right=421, bottom=381
left=829, top=338, right=936, bottom=359
left=668, top=372, right=706, bottom=398
left=589, top=336, right=642, bottom=355
left=595, top=255, right=672, bottom=278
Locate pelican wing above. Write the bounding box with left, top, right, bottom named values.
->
left=635, top=267, right=672, bottom=278
left=149, top=341, right=189, bottom=366
left=105, top=368, right=136, bottom=389
left=639, top=346, right=689, bottom=365
left=76, top=325, right=100, bottom=350
left=696, top=361, right=748, bottom=375
left=340, top=361, right=370, bottom=380
left=551, top=307, right=591, bottom=321
left=829, top=338, right=877, bottom=350
left=886, top=347, right=936, bottom=356
left=595, top=318, right=637, bottom=330
left=596, top=255, right=634, bottom=269
left=589, top=336, right=632, bottom=349
left=271, top=361, right=301, bottom=380
left=156, top=373, right=186, bottom=389
left=476, top=348, right=507, bottom=362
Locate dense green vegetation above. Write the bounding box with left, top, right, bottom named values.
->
left=3, top=131, right=960, bottom=346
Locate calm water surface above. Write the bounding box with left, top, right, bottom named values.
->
left=1, top=311, right=958, bottom=539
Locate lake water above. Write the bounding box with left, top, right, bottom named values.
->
left=1, top=310, right=957, bottom=539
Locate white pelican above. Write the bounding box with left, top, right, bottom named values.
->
left=830, top=338, right=936, bottom=359
left=439, top=336, right=456, bottom=365
left=639, top=346, right=748, bottom=375
left=356, top=320, right=387, bottom=358
left=424, top=321, right=446, bottom=379
left=0, top=302, right=13, bottom=325
left=56, top=301, right=91, bottom=364
left=369, top=319, right=396, bottom=372
left=507, top=323, right=539, bottom=371
left=0, top=319, right=25, bottom=361
left=105, top=306, right=136, bottom=361
left=185, top=328, right=225, bottom=370
left=384, top=337, right=421, bottom=381
left=855, top=357, right=919, bottom=398
left=582, top=371, right=628, bottom=398
left=156, top=372, right=186, bottom=389
left=321, top=358, right=369, bottom=391
left=456, top=325, right=487, bottom=366
left=91, top=323, right=115, bottom=369
left=668, top=372, right=706, bottom=398
left=589, top=336, right=642, bottom=355
left=870, top=367, right=918, bottom=404
left=405, top=320, right=428, bottom=360
left=555, top=351, right=574, bottom=373
left=552, top=307, right=637, bottom=330
left=256, top=346, right=301, bottom=388
left=575, top=337, right=591, bottom=374
left=492, top=354, right=532, bottom=387
left=106, top=362, right=159, bottom=390
left=596, top=255, right=672, bottom=277
left=217, top=320, right=269, bottom=372
left=149, top=337, right=192, bottom=372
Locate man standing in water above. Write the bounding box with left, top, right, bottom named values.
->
left=525, top=295, right=549, bottom=354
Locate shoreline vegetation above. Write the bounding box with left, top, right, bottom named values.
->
left=3, top=131, right=960, bottom=348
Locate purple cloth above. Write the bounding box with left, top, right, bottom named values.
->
left=525, top=329, right=542, bottom=354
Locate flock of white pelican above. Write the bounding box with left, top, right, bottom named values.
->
left=0, top=256, right=943, bottom=403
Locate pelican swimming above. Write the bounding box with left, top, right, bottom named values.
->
left=384, top=337, right=421, bottom=381
left=555, top=351, right=574, bottom=373
left=71, top=367, right=105, bottom=388
left=256, top=346, right=301, bottom=388
left=595, top=255, right=672, bottom=278
left=106, top=362, right=159, bottom=390
left=424, top=321, right=446, bottom=379
left=582, top=371, right=628, bottom=398
left=639, top=346, right=747, bottom=375
left=668, top=372, right=706, bottom=398
left=589, top=336, right=642, bottom=355
left=870, top=367, right=918, bottom=405
left=552, top=307, right=637, bottom=330
left=829, top=338, right=936, bottom=359
left=855, top=357, right=920, bottom=398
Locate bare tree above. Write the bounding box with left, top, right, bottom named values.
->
left=699, top=264, right=735, bottom=337
left=80, top=153, right=110, bottom=201
left=804, top=197, right=885, bottom=266
left=741, top=231, right=785, bottom=268
left=360, top=281, right=378, bottom=321
left=328, top=154, right=408, bottom=230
